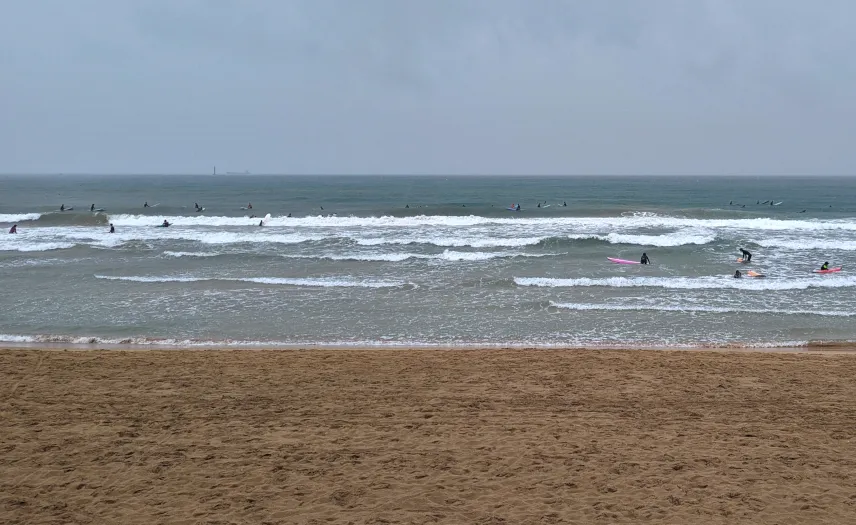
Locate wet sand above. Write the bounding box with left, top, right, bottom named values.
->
left=2, top=347, right=856, bottom=524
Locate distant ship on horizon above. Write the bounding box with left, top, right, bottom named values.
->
left=213, top=166, right=251, bottom=175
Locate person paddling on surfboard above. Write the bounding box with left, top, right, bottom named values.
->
left=821, top=262, right=829, bottom=271
left=734, top=270, right=742, bottom=278
left=739, top=248, right=752, bottom=263
left=162, top=220, right=170, bottom=228
left=640, top=253, right=650, bottom=265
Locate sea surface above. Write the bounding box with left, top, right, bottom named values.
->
left=2, top=175, right=855, bottom=348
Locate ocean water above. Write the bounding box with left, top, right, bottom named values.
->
left=1, top=174, right=855, bottom=348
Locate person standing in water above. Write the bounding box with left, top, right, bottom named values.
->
left=8, top=224, right=17, bottom=234
left=109, top=224, right=115, bottom=233
left=144, top=202, right=149, bottom=208
left=739, top=248, right=752, bottom=262
left=640, top=253, right=650, bottom=265
left=60, top=204, right=65, bottom=211
left=90, top=204, right=95, bottom=212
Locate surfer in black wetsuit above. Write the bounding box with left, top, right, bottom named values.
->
left=90, top=204, right=95, bottom=212
left=248, top=203, right=252, bottom=209
left=821, top=262, right=829, bottom=271
left=739, top=248, right=752, bottom=262
left=287, top=213, right=292, bottom=217
left=162, top=220, right=170, bottom=228
left=734, top=270, right=742, bottom=278
left=562, top=201, right=567, bottom=207
left=640, top=253, right=650, bottom=265
left=109, top=224, right=115, bottom=233
left=515, top=204, right=521, bottom=211
left=144, top=202, right=149, bottom=208
left=9, top=224, right=16, bottom=234
left=60, top=204, right=65, bottom=211
left=259, top=220, right=263, bottom=227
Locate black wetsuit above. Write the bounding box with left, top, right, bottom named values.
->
left=740, top=249, right=752, bottom=262
left=640, top=254, right=650, bottom=265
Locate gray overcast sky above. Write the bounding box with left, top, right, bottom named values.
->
left=2, top=0, right=856, bottom=175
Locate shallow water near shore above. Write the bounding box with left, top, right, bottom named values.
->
left=2, top=174, right=855, bottom=347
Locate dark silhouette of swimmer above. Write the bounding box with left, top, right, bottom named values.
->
left=516, top=204, right=521, bottom=211
left=144, top=202, right=149, bottom=208
left=287, top=213, right=292, bottom=218
left=800, top=210, right=806, bottom=213
left=162, top=220, right=170, bottom=227
left=109, top=224, right=114, bottom=233
left=90, top=204, right=95, bottom=212
left=734, top=270, right=742, bottom=278
left=60, top=204, right=65, bottom=211
left=259, top=220, right=263, bottom=227
left=405, top=204, right=409, bottom=208
left=9, top=224, right=17, bottom=234
left=562, top=201, right=567, bottom=207
left=537, top=203, right=541, bottom=208
left=247, top=203, right=252, bottom=209
left=640, top=253, right=650, bottom=265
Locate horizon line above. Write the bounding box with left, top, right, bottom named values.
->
left=1, top=173, right=855, bottom=177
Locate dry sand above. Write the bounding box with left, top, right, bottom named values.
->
left=2, top=347, right=856, bottom=524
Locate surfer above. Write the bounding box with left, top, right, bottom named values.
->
left=248, top=203, right=253, bottom=209
left=562, top=201, right=567, bottom=207
left=8, top=224, right=16, bottom=234
left=90, top=204, right=95, bottom=212
left=405, top=204, right=409, bottom=209
left=109, top=224, right=115, bottom=233
left=537, top=203, right=541, bottom=208
left=515, top=204, right=521, bottom=211
left=287, top=213, right=292, bottom=218
left=162, top=220, right=170, bottom=228
left=729, top=201, right=733, bottom=206
left=821, top=262, right=829, bottom=271
left=144, top=202, right=149, bottom=208
left=640, top=253, right=650, bottom=265
left=734, top=270, right=742, bottom=278
left=60, top=204, right=65, bottom=211
left=739, top=248, right=752, bottom=263
left=259, top=220, right=264, bottom=227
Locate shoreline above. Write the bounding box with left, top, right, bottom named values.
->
left=2, top=340, right=856, bottom=354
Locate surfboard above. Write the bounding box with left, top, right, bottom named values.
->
left=746, top=271, right=765, bottom=278
left=542, top=204, right=551, bottom=208
left=196, top=207, right=205, bottom=212
left=506, top=207, right=520, bottom=211
left=607, top=257, right=641, bottom=265
left=92, top=208, right=105, bottom=212
left=737, top=258, right=750, bottom=263
left=813, top=267, right=842, bottom=274
left=61, top=207, right=73, bottom=211
left=773, top=202, right=783, bottom=206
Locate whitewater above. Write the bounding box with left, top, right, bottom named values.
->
left=2, top=174, right=855, bottom=347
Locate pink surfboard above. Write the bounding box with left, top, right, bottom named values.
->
left=607, top=257, right=640, bottom=265
left=813, top=267, right=842, bottom=274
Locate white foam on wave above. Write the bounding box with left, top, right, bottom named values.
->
left=515, top=275, right=856, bottom=291
left=0, top=241, right=76, bottom=252
left=163, top=251, right=220, bottom=258
left=0, top=213, right=42, bottom=223
left=285, top=250, right=555, bottom=262
left=105, top=213, right=856, bottom=231
left=756, top=238, right=856, bottom=251
left=355, top=236, right=545, bottom=248
left=549, top=301, right=856, bottom=317
left=94, top=274, right=410, bottom=288
left=568, top=230, right=715, bottom=247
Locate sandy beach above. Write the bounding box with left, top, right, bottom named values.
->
left=3, top=348, right=856, bottom=524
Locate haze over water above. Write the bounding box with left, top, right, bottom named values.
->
left=2, top=174, right=855, bottom=347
